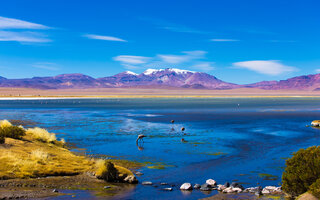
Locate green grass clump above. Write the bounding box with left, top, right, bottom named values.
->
left=0, top=120, right=25, bottom=139
left=146, top=162, right=175, bottom=170
left=282, top=146, right=320, bottom=197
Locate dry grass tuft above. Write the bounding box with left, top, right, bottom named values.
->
left=95, top=159, right=105, bottom=174
left=26, top=127, right=57, bottom=143
left=95, top=160, right=118, bottom=182
left=60, top=138, right=66, bottom=144
left=0, top=120, right=12, bottom=128
left=31, top=149, right=49, bottom=161
left=0, top=121, right=135, bottom=181
left=94, top=159, right=134, bottom=182
left=0, top=137, right=94, bottom=178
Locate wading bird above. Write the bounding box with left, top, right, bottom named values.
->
left=170, top=120, right=175, bottom=131
left=136, top=134, right=146, bottom=144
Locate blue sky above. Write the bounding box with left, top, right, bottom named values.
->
left=0, top=0, right=319, bottom=84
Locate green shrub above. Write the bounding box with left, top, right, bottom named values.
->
left=282, top=146, right=320, bottom=197
left=309, top=178, right=320, bottom=198
left=0, top=136, right=4, bottom=144
left=0, top=125, right=26, bottom=139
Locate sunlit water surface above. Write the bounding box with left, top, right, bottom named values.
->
left=1, top=98, right=320, bottom=199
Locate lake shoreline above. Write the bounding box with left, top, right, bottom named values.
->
left=1, top=95, right=320, bottom=100
left=1, top=87, right=320, bottom=99
left=0, top=98, right=319, bottom=199
left=0, top=120, right=140, bottom=199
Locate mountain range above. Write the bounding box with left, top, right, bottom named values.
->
left=1, top=68, right=320, bottom=91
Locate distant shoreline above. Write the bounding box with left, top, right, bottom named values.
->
left=1, top=95, right=320, bottom=100
left=1, top=87, right=320, bottom=99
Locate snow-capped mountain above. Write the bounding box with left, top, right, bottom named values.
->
left=1, top=68, right=320, bottom=90
left=143, top=68, right=195, bottom=75
left=98, top=68, right=238, bottom=89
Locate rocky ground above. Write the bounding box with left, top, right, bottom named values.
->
left=0, top=174, right=135, bottom=199
left=178, top=179, right=286, bottom=200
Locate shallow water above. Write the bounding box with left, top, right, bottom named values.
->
left=1, top=98, right=320, bottom=199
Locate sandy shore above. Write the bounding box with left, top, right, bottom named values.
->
left=0, top=87, right=320, bottom=98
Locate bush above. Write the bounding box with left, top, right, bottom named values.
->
left=0, top=136, right=4, bottom=144
left=282, top=146, right=320, bottom=197
left=95, top=160, right=118, bottom=182
left=310, top=178, right=320, bottom=198
left=0, top=125, right=26, bottom=139
left=26, top=127, right=56, bottom=143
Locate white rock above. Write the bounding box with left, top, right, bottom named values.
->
left=262, top=188, right=271, bottom=194
left=265, top=186, right=277, bottom=191
left=275, top=187, right=282, bottom=192
left=223, top=187, right=234, bottom=193
left=244, top=187, right=259, bottom=193
left=233, top=187, right=243, bottom=193
left=262, top=186, right=283, bottom=194
left=180, top=183, right=192, bottom=190
left=217, top=184, right=226, bottom=191
left=206, top=179, right=217, bottom=186
left=142, top=181, right=152, bottom=185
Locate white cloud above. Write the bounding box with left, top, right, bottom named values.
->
left=113, top=55, right=150, bottom=64
left=0, top=31, right=51, bottom=43
left=315, top=69, right=320, bottom=73
left=158, top=55, right=189, bottom=64
left=191, top=62, right=215, bottom=71
left=0, top=17, right=51, bottom=44
left=210, top=39, right=239, bottom=42
left=0, top=16, right=49, bottom=29
left=31, top=62, right=59, bottom=71
left=158, top=50, right=207, bottom=64
left=233, top=60, right=296, bottom=75
left=114, top=50, right=213, bottom=72
left=84, top=34, right=127, bottom=42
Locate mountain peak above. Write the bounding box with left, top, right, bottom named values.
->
left=143, top=68, right=195, bottom=75
left=124, top=71, right=138, bottom=75
left=54, top=73, right=90, bottom=78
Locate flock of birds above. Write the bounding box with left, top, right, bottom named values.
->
left=136, top=120, right=185, bottom=144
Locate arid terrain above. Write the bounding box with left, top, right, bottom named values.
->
left=1, top=87, right=320, bottom=98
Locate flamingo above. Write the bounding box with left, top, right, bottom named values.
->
left=170, top=120, right=175, bottom=131
left=136, top=134, right=146, bottom=144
